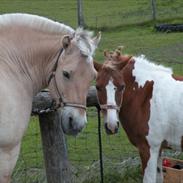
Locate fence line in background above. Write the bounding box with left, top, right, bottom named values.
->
left=83, top=1, right=183, bottom=29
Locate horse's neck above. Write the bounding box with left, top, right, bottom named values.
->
left=0, top=29, right=62, bottom=96
left=27, top=39, right=61, bottom=95
left=122, top=67, right=136, bottom=107
left=22, top=36, right=61, bottom=95
left=122, top=61, right=154, bottom=112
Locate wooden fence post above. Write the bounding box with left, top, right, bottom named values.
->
left=32, top=86, right=98, bottom=183
left=77, top=0, right=85, bottom=27
left=39, top=110, right=72, bottom=183
left=151, top=0, right=157, bottom=20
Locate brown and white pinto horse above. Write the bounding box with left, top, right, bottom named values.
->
left=95, top=49, right=183, bottom=183
left=0, top=13, right=101, bottom=183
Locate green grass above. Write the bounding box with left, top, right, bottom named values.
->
left=66, top=109, right=137, bottom=165
left=0, top=0, right=182, bottom=182
left=82, top=164, right=142, bottom=183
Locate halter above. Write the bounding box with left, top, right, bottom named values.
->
left=99, top=104, right=121, bottom=112
left=98, top=90, right=123, bottom=112
left=47, top=48, right=87, bottom=110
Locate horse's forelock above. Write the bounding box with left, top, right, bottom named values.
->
left=103, top=61, right=117, bottom=71
left=103, top=54, right=130, bottom=72
left=74, top=28, right=95, bottom=58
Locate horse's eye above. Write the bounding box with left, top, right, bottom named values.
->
left=96, top=85, right=101, bottom=91
left=63, top=70, right=70, bottom=79
left=118, top=85, right=125, bottom=91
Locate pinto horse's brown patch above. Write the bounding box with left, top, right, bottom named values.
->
left=120, top=60, right=154, bottom=172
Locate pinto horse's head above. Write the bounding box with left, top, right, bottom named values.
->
left=48, top=28, right=101, bottom=136
left=94, top=49, right=131, bottom=134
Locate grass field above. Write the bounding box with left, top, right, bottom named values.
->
left=0, top=0, right=182, bottom=182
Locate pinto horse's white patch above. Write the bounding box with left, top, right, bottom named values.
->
left=132, top=55, right=173, bottom=88
left=132, top=55, right=183, bottom=183
left=105, top=79, right=119, bottom=129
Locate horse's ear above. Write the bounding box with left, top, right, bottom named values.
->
left=94, top=61, right=102, bottom=72
left=104, top=50, right=110, bottom=58
left=62, top=35, right=71, bottom=49
left=92, top=32, right=101, bottom=47
left=117, top=46, right=124, bottom=52
left=114, top=50, right=121, bottom=60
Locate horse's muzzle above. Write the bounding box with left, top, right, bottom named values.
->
left=61, top=108, right=86, bottom=136
left=105, top=122, right=119, bottom=135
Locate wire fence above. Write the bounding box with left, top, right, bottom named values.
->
left=12, top=108, right=139, bottom=183
left=83, top=0, right=183, bottom=29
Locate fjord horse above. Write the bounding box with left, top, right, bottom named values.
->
left=95, top=50, right=183, bottom=183
left=0, top=13, right=101, bottom=183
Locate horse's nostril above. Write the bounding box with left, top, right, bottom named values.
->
left=117, top=121, right=120, bottom=128
left=115, top=126, right=119, bottom=133
left=104, top=122, right=119, bottom=134
left=69, top=116, right=73, bottom=129
left=104, top=123, right=113, bottom=134
left=104, top=123, right=108, bottom=129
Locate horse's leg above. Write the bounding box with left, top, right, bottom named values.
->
left=138, top=143, right=150, bottom=175
left=0, top=104, right=30, bottom=183
left=0, top=143, right=21, bottom=183
left=143, top=146, right=160, bottom=183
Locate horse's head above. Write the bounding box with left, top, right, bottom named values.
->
left=48, top=28, right=101, bottom=136
left=94, top=49, right=130, bottom=134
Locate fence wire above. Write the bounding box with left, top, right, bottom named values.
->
left=12, top=108, right=140, bottom=183
left=84, top=0, right=183, bottom=29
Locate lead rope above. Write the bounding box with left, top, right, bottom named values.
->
left=97, top=107, right=104, bottom=183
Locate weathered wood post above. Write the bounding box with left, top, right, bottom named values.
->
left=32, top=86, right=98, bottom=183
left=39, top=110, right=71, bottom=183
left=151, top=0, right=157, bottom=20
left=32, top=92, right=72, bottom=183
left=77, top=0, right=85, bottom=27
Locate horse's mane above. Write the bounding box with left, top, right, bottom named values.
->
left=0, top=13, right=74, bottom=35
left=103, top=48, right=172, bottom=75
left=0, top=13, right=96, bottom=57
left=134, top=55, right=173, bottom=74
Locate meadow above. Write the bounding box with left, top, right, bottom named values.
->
left=0, top=0, right=182, bottom=182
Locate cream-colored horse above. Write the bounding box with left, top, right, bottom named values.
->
left=0, top=13, right=101, bottom=183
